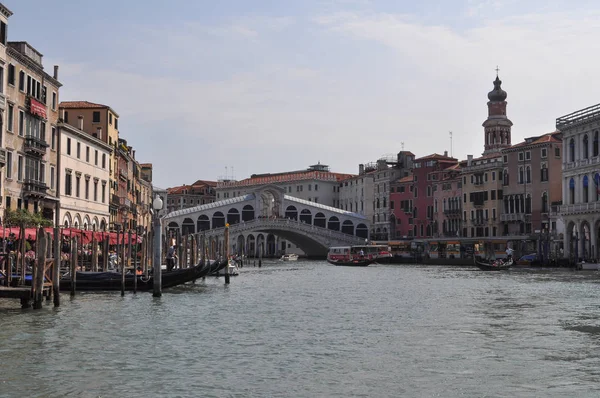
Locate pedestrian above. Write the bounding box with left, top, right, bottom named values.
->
left=166, top=244, right=178, bottom=272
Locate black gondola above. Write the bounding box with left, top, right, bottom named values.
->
left=59, top=259, right=221, bottom=292
left=474, top=257, right=513, bottom=271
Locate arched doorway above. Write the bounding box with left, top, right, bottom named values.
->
left=197, top=215, right=210, bottom=231
left=242, top=205, right=254, bottom=221
left=299, top=209, right=312, bottom=224
left=182, top=218, right=195, bottom=235
left=314, top=212, right=326, bottom=228
left=285, top=205, right=298, bottom=220
left=227, top=208, right=240, bottom=225
left=341, top=220, right=354, bottom=235
left=212, top=211, right=225, bottom=228
left=328, top=216, right=340, bottom=231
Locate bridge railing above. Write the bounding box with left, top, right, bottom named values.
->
left=195, top=218, right=366, bottom=244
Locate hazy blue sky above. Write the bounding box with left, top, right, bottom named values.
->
left=7, top=0, right=600, bottom=188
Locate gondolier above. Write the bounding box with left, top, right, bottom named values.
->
left=505, top=246, right=513, bottom=261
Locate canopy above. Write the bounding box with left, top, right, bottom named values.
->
left=0, top=227, right=143, bottom=245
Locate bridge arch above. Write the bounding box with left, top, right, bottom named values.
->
left=247, top=234, right=256, bottom=256
left=227, top=208, right=240, bottom=225
left=314, top=212, right=326, bottom=228
left=182, top=218, right=195, bottom=235
left=341, top=220, right=354, bottom=235
left=328, top=216, right=340, bottom=231
left=212, top=211, right=225, bottom=228
left=285, top=205, right=298, bottom=220
left=299, top=209, right=312, bottom=224
left=197, top=215, right=210, bottom=231
left=242, top=205, right=254, bottom=221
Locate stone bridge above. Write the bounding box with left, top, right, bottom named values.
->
left=161, top=185, right=369, bottom=257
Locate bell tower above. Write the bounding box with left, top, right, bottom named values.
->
left=482, top=68, right=513, bottom=155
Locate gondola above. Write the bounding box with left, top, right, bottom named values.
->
left=59, top=259, right=220, bottom=292
left=474, top=256, right=513, bottom=271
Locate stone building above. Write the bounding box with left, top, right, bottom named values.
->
left=432, top=163, right=462, bottom=238
left=0, top=4, right=11, bottom=219
left=556, top=103, right=600, bottom=261
left=338, top=165, right=374, bottom=225
left=58, top=119, right=112, bottom=230
left=166, top=180, right=216, bottom=214
left=5, top=40, right=61, bottom=221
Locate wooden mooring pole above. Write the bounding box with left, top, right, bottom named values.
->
left=70, top=237, right=77, bottom=296
left=224, top=224, right=230, bottom=284
left=53, top=227, right=60, bottom=307
left=33, top=227, right=47, bottom=309
left=121, top=228, right=126, bottom=297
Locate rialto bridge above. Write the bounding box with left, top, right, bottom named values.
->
left=161, top=185, right=369, bottom=257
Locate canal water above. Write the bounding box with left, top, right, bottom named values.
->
left=2, top=261, right=600, bottom=397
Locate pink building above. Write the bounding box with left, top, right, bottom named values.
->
left=432, top=163, right=462, bottom=238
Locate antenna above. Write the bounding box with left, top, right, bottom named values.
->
left=225, top=166, right=228, bottom=180
left=449, top=131, right=453, bottom=158
left=401, top=142, right=404, bottom=151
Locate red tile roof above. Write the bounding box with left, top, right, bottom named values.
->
left=416, top=153, right=457, bottom=161
left=510, top=131, right=562, bottom=148
left=218, top=170, right=355, bottom=188
left=59, top=101, right=108, bottom=109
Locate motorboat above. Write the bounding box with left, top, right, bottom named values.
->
left=280, top=253, right=299, bottom=261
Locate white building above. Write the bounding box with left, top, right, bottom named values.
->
left=0, top=4, right=11, bottom=219
left=58, top=120, right=112, bottom=230
left=338, top=167, right=375, bottom=225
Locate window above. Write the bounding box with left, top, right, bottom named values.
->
left=18, top=70, right=25, bottom=91
left=102, top=153, right=106, bottom=169
left=65, top=172, right=72, bottom=196
left=0, top=66, right=3, bottom=94
left=583, top=135, right=589, bottom=159
left=7, top=103, right=12, bottom=132
left=64, top=111, right=69, bottom=123
left=115, top=118, right=118, bottom=129
left=50, top=166, right=55, bottom=190
left=541, top=148, right=547, bottom=158
left=6, top=151, right=12, bottom=179
left=7, top=64, right=14, bottom=85
left=76, top=142, right=81, bottom=159
left=102, top=183, right=106, bottom=203
left=66, top=138, right=71, bottom=155
left=52, top=92, right=57, bottom=110
left=109, top=113, right=113, bottom=125
left=541, top=163, right=548, bottom=182
left=569, top=139, right=575, bottom=161
left=518, top=152, right=524, bottom=161
left=86, top=146, right=90, bottom=162
left=51, top=127, right=56, bottom=150
left=85, top=178, right=89, bottom=199
left=17, top=155, right=22, bottom=181
left=75, top=175, right=80, bottom=197
left=0, top=21, right=6, bottom=45
left=93, top=111, right=100, bottom=123
left=503, top=155, right=507, bottom=163
left=18, top=110, right=24, bottom=136
left=95, top=150, right=98, bottom=165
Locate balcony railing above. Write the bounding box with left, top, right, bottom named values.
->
left=561, top=202, right=600, bottom=215
left=23, top=178, right=48, bottom=197
left=24, top=135, right=49, bottom=157
left=471, top=218, right=488, bottom=226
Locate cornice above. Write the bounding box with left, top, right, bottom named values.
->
left=59, top=122, right=114, bottom=153
left=7, top=47, right=62, bottom=88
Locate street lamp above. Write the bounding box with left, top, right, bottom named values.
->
left=152, top=195, right=164, bottom=297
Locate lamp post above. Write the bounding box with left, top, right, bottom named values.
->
left=152, top=195, right=164, bottom=297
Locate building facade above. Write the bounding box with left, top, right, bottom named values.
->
left=58, top=121, right=111, bottom=230
left=461, top=74, right=512, bottom=238
left=5, top=41, right=61, bottom=221
left=556, top=103, right=600, bottom=261
left=338, top=167, right=374, bottom=223
left=432, top=163, right=462, bottom=238
left=166, top=180, right=216, bottom=214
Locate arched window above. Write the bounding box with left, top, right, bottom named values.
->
left=583, top=175, right=589, bottom=203
left=541, top=192, right=548, bottom=213
left=540, top=162, right=548, bottom=182
left=596, top=173, right=600, bottom=201
left=583, top=135, right=589, bottom=159
left=519, top=166, right=524, bottom=184
left=594, top=131, right=599, bottom=157
left=442, top=198, right=446, bottom=212
left=526, top=166, right=531, bottom=183
left=525, top=194, right=531, bottom=214
left=570, top=178, right=575, bottom=204
left=504, top=197, right=509, bottom=213
left=570, top=138, right=575, bottom=162
left=503, top=169, right=509, bottom=186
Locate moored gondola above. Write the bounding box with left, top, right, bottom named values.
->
left=474, top=256, right=513, bottom=271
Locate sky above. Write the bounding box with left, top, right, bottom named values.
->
left=6, top=0, right=600, bottom=188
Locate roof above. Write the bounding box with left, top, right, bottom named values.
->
left=192, top=180, right=217, bottom=187
left=416, top=153, right=457, bottom=161
left=59, top=101, right=120, bottom=117
left=395, top=175, right=414, bottom=184
left=140, top=163, right=152, bottom=168
left=217, top=170, right=355, bottom=188
left=164, top=194, right=255, bottom=220
left=509, top=131, right=562, bottom=149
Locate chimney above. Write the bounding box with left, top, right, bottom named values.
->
left=359, top=164, right=364, bottom=175
left=78, top=115, right=83, bottom=130
left=467, top=154, right=473, bottom=167
left=53, top=65, right=59, bottom=80
left=133, top=150, right=136, bottom=159
left=444, top=150, right=448, bottom=157
left=96, top=127, right=102, bottom=140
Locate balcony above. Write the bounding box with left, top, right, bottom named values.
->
left=499, top=213, right=531, bottom=222
left=473, top=201, right=485, bottom=207
left=130, top=202, right=138, bottom=215
left=0, top=148, right=6, bottom=167
left=561, top=202, right=600, bottom=216
left=443, top=208, right=462, bottom=217
left=23, top=178, right=48, bottom=198
left=0, top=92, right=5, bottom=110
left=24, top=135, right=49, bottom=157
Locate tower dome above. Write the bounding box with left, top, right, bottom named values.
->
left=487, top=76, right=507, bottom=102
